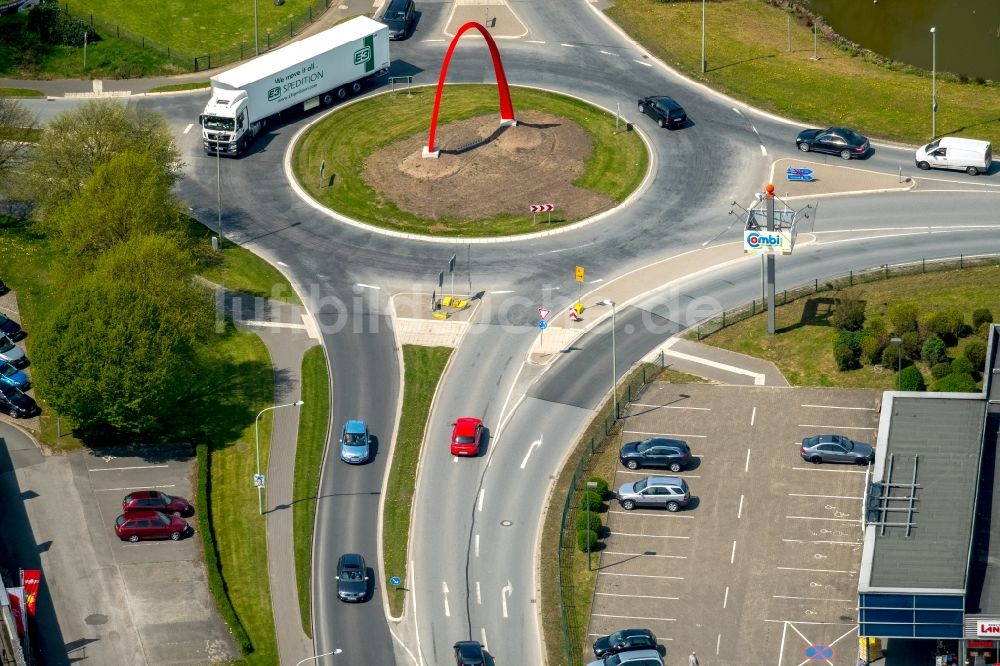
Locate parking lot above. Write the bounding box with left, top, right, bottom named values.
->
left=588, top=383, right=879, bottom=665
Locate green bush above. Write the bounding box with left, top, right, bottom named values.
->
left=834, top=343, right=858, bottom=371
left=837, top=329, right=864, bottom=353
left=860, top=335, right=884, bottom=365
left=575, top=511, right=602, bottom=533
left=930, top=362, right=953, bottom=380
left=930, top=310, right=964, bottom=346
left=585, top=476, right=610, bottom=500
left=831, top=298, right=866, bottom=331
left=951, top=356, right=974, bottom=376
left=898, top=365, right=926, bottom=391
left=921, top=336, right=948, bottom=365
left=888, top=301, right=920, bottom=334
left=579, top=490, right=604, bottom=513
left=864, top=316, right=889, bottom=343
left=965, top=340, right=988, bottom=370
left=901, top=331, right=922, bottom=360
left=880, top=344, right=909, bottom=370
left=972, top=308, right=994, bottom=330
left=196, top=443, right=253, bottom=655
left=933, top=373, right=978, bottom=393
left=576, top=529, right=599, bottom=553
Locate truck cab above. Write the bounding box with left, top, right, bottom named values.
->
left=201, top=91, right=260, bottom=156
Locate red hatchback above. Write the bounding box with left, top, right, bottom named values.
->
left=122, top=490, right=192, bottom=516
left=115, top=511, right=190, bottom=542
left=450, top=417, right=484, bottom=456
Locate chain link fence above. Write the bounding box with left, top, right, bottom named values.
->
left=61, top=0, right=335, bottom=73
left=694, top=253, right=1000, bottom=340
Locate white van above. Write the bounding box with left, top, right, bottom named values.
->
left=915, top=137, right=992, bottom=176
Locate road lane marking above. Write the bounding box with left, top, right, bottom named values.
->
left=596, top=592, right=679, bottom=600
left=737, top=494, right=744, bottom=519
left=423, top=39, right=446, bottom=42
left=442, top=581, right=450, bottom=617
left=477, top=489, right=484, bottom=511
left=744, top=448, right=750, bottom=473
left=786, top=515, right=858, bottom=522
left=501, top=581, right=512, bottom=618
left=90, top=465, right=169, bottom=472
left=526, top=39, right=545, bottom=44
left=777, top=567, right=857, bottom=574
left=276, top=261, right=288, bottom=267
left=475, top=534, right=479, bottom=557
left=717, top=633, right=722, bottom=655
left=599, top=50, right=619, bottom=56
left=183, top=123, right=193, bottom=134
left=355, top=283, right=380, bottom=290
left=608, top=510, right=693, bottom=518
left=633, top=59, right=652, bottom=67
left=520, top=437, right=542, bottom=469
left=788, top=493, right=863, bottom=500
left=760, top=144, right=767, bottom=156
left=792, top=467, right=868, bottom=474
left=750, top=406, right=756, bottom=425
left=476, top=581, right=482, bottom=604
left=773, top=595, right=854, bottom=603
left=588, top=278, right=604, bottom=284
left=95, top=484, right=175, bottom=492
left=798, top=423, right=876, bottom=430
left=730, top=540, right=737, bottom=564
left=723, top=586, right=729, bottom=608
left=800, top=404, right=876, bottom=410
left=490, top=290, right=514, bottom=294
left=481, top=628, right=489, bottom=651
left=561, top=43, right=577, bottom=48
left=782, top=538, right=862, bottom=545
left=615, top=470, right=702, bottom=478
left=412, top=560, right=425, bottom=665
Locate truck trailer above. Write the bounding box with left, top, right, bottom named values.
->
left=200, top=15, right=390, bottom=156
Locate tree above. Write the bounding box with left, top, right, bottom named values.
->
left=888, top=301, right=920, bottom=334
left=24, top=100, right=182, bottom=218
left=898, top=365, right=926, bottom=391
left=42, top=150, right=185, bottom=258
left=831, top=298, right=866, bottom=331
left=972, top=308, right=994, bottom=331
left=933, top=373, right=978, bottom=393
left=965, top=340, right=987, bottom=371
left=921, top=336, right=948, bottom=365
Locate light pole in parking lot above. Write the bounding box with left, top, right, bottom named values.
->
left=600, top=299, right=618, bottom=418
left=929, top=27, right=937, bottom=139
left=254, top=0, right=259, bottom=56
left=700, top=0, right=706, bottom=73
left=295, top=649, right=342, bottom=665
left=890, top=337, right=903, bottom=391
left=586, top=480, right=599, bottom=571
left=254, top=400, right=305, bottom=514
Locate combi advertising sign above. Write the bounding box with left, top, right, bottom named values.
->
left=744, top=229, right=793, bottom=255
left=978, top=621, right=1000, bottom=637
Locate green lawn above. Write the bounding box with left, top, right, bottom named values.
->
left=292, top=85, right=648, bottom=236
left=382, top=345, right=451, bottom=617
left=0, top=88, right=43, bottom=97
left=148, top=81, right=212, bottom=93
left=697, top=265, right=1000, bottom=387
left=292, top=345, right=330, bottom=637
left=607, top=0, right=1000, bottom=147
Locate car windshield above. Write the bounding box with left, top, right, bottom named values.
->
left=455, top=436, right=476, bottom=444
left=842, top=129, right=864, bottom=143
left=633, top=478, right=648, bottom=492
left=116, top=515, right=125, bottom=526
left=1, top=365, right=15, bottom=378
left=344, top=432, right=364, bottom=444
left=636, top=441, right=652, bottom=453
left=153, top=513, right=170, bottom=525
left=203, top=115, right=234, bottom=131
left=843, top=440, right=855, bottom=451
left=0, top=338, right=12, bottom=353
left=342, top=568, right=363, bottom=580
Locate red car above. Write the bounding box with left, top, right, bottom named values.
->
left=122, top=490, right=192, bottom=516
left=115, top=511, right=190, bottom=542
left=450, top=417, right=484, bottom=456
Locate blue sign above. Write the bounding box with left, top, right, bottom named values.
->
left=804, top=644, right=833, bottom=660
left=389, top=576, right=401, bottom=586
left=538, top=320, right=548, bottom=330
left=786, top=167, right=814, bottom=182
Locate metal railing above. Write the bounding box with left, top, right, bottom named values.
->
left=62, top=0, right=336, bottom=73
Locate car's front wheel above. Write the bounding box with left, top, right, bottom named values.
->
left=657, top=117, right=665, bottom=128
left=798, top=142, right=810, bottom=153
left=840, top=149, right=852, bottom=160
left=917, top=161, right=931, bottom=170
left=967, top=166, right=980, bottom=176
left=666, top=501, right=680, bottom=512
left=621, top=499, right=636, bottom=510
left=857, top=457, right=870, bottom=465
left=638, top=102, right=645, bottom=113
left=625, top=460, right=639, bottom=470
left=170, top=531, right=182, bottom=541
left=129, top=534, right=140, bottom=543
left=669, top=462, right=682, bottom=472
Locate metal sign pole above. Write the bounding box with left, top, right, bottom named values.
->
left=766, top=185, right=776, bottom=335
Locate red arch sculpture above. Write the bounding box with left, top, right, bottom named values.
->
left=423, top=21, right=516, bottom=158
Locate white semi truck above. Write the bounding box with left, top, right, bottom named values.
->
left=200, top=15, right=390, bottom=156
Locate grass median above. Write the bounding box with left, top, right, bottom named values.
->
left=293, top=344, right=330, bottom=637
left=382, top=345, right=452, bottom=617
left=607, top=0, right=1000, bottom=147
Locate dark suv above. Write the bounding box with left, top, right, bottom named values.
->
left=637, top=95, right=687, bottom=129
left=619, top=437, right=691, bottom=472
left=377, top=0, right=415, bottom=40
left=0, top=313, right=24, bottom=341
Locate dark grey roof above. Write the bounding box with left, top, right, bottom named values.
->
left=862, top=395, right=986, bottom=591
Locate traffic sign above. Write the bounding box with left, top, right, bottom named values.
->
left=537, top=307, right=551, bottom=320
left=530, top=203, right=555, bottom=213
left=537, top=320, right=548, bottom=330
left=575, top=266, right=585, bottom=282
left=253, top=473, right=265, bottom=489
left=390, top=576, right=401, bottom=586
left=786, top=167, right=814, bottom=182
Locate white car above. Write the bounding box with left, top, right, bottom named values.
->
left=0, top=333, right=25, bottom=367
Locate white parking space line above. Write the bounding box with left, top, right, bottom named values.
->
left=765, top=618, right=857, bottom=625
left=604, top=551, right=686, bottom=560
left=608, top=510, right=694, bottom=518
left=354, top=283, right=380, bottom=290
left=792, top=467, right=868, bottom=474
left=800, top=404, right=876, bottom=411
left=598, top=572, right=684, bottom=580
left=777, top=566, right=857, bottom=574
left=730, top=540, right=736, bottom=564
left=785, top=516, right=859, bottom=523
left=596, top=592, right=679, bottom=600
left=593, top=613, right=676, bottom=622
left=183, top=123, right=193, bottom=134
left=613, top=532, right=689, bottom=539
left=772, top=595, right=854, bottom=603
left=723, top=586, right=729, bottom=608
left=737, top=494, right=744, bottom=519
left=94, top=484, right=175, bottom=492
left=630, top=403, right=711, bottom=411
left=616, top=469, right=702, bottom=478
left=560, top=43, right=577, bottom=48
left=782, top=538, right=862, bottom=546
left=750, top=406, right=756, bottom=425
left=759, top=145, right=767, bottom=156
left=798, top=424, right=877, bottom=430
left=588, top=632, right=675, bottom=641
left=788, top=493, right=863, bottom=500
left=744, top=448, right=750, bottom=472
left=90, top=465, right=169, bottom=472
left=477, top=489, right=484, bottom=511
left=623, top=430, right=707, bottom=438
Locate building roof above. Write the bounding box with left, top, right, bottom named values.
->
left=860, top=394, right=986, bottom=592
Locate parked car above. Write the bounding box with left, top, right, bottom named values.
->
left=122, top=490, right=192, bottom=516
left=800, top=434, right=874, bottom=465
left=618, top=437, right=690, bottom=472
left=339, top=419, right=371, bottom=464
left=0, top=313, right=23, bottom=341
left=114, top=510, right=190, bottom=542
left=637, top=95, right=687, bottom=129
left=0, top=333, right=25, bottom=367
left=450, top=417, right=484, bottom=456
left=593, top=628, right=658, bottom=658
left=0, top=384, right=39, bottom=418
left=0, top=359, right=29, bottom=390
left=915, top=136, right=992, bottom=175
left=795, top=126, right=870, bottom=160
left=376, top=0, right=415, bottom=40
left=587, top=648, right=664, bottom=666
left=616, top=475, right=690, bottom=512
left=454, top=640, right=486, bottom=666
left=336, top=553, right=368, bottom=602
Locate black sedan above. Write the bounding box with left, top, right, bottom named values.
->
left=0, top=313, right=23, bottom=341
left=795, top=126, right=869, bottom=160
left=619, top=437, right=691, bottom=472
left=335, top=553, right=369, bottom=602
left=0, top=384, right=39, bottom=419
left=637, top=96, right=687, bottom=129
left=800, top=434, right=874, bottom=465
left=454, top=640, right=485, bottom=665
left=593, top=628, right=658, bottom=658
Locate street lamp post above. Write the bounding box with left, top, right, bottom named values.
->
left=254, top=0, right=259, bottom=56
left=295, top=649, right=342, bottom=666
left=586, top=480, right=599, bottom=571
left=216, top=141, right=223, bottom=249
left=700, top=0, right=706, bottom=73
left=600, top=300, right=618, bottom=418
left=930, top=27, right=937, bottom=139
left=890, top=337, right=903, bottom=391
left=254, top=400, right=305, bottom=515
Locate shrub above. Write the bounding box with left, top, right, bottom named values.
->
left=579, top=490, right=604, bottom=513
left=888, top=301, right=920, bottom=334
left=575, top=511, right=602, bottom=533
left=930, top=362, right=953, bottom=380
left=921, top=336, right=948, bottom=365
left=585, top=476, right=609, bottom=500
left=837, top=329, right=864, bottom=353
left=576, top=529, right=599, bottom=553
left=933, top=373, right=978, bottom=393
left=834, top=343, right=858, bottom=371
left=930, top=310, right=964, bottom=346
left=831, top=299, right=866, bottom=331
left=880, top=344, right=910, bottom=370
left=965, top=340, right=988, bottom=370
left=972, top=308, right=994, bottom=330
left=864, top=317, right=889, bottom=344
left=860, top=335, right=884, bottom=365
left=901, top=331, right=922, bottom=360
left=951, top=356, right=974, bottom=376
left=898, top=365, right=926, bottom=391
